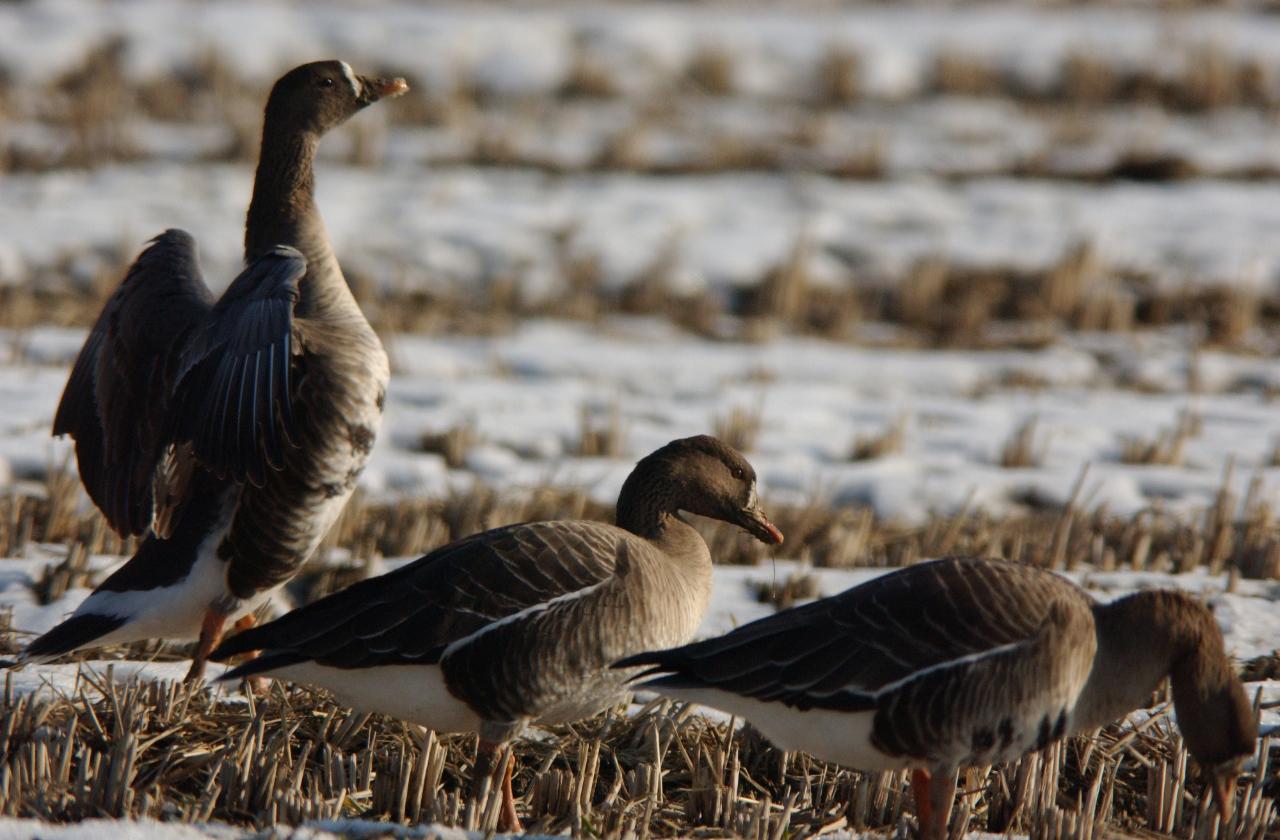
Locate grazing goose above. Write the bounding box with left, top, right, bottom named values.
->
left=620, top=557, right=1257, bottom=840
left=211, top=435, right=784, bottom=830
left=20, top=61, right=407, bottom=682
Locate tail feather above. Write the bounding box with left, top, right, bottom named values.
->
left=216, top=650, right=308, bottom=683
left=21, top=613, right=128, bottom=665
left=209, top=624, right=271, bottom=662
left=613, top=648, right=681, bottom=671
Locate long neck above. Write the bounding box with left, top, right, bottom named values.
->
left=1071, top=590, right=1212, bottom=732
left=245, top=126, right=319, bottom=260
left=244, top=123, right=358, bottom=321
left=615, top=464, right=676, bottom=539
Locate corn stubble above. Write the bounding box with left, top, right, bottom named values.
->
left=1, top=459, right=1278, bottom=836
left=0, top=667, right=1272, bottom=838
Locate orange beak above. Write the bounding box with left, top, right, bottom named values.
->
left=357, top=75, right=409, bottom=105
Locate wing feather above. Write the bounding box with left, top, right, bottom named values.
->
left=628, top=557, right=1085, bottom=714
left=52, top=229, right=214, bottom=536
left=211, top=519, right=625, bottom=670
left=177, top=246, right=304, bottom=485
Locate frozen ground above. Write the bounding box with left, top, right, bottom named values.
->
left=4, top=321, right=1280, bottom=526
left=4, top=2, right=1280, bottom=303
left=5, top=165, right=1280, bottom=302
left=2, top=318, right=1277, bottom=741
left=5, top=1, right=1280, bottom=99
left=1, top=3, right=1277, bottom=837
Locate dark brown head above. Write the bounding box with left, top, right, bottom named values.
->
left=617, top=435, right=783, bottom=544
left=263, top=60, right=408, bottom=137
left=1166, top=601, right=1258, bottom=816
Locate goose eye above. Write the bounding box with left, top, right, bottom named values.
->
left=731, top=467, right=745, bottom=480
left=318, top=77, right=335, bottom=88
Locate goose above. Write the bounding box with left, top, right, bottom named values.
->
left=19, top=61, right=407, bottom=682
left=619, top=556, right=1257, bottom=840
left=211, top=435, right=784, bottom=830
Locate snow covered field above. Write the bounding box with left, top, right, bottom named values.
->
left=3, top=317, right=1278, bottom=835
left=6, top=166, right=1280, bottom=302
left=5, top=1, right=1280, bottom=98
left=6, top=320, right=1280, bottom=524
left=1, top=0, right=1278, bottom=836
left=3, top=319, right=1278, bottom=740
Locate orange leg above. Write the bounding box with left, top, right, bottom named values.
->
left=912, top=767, right=958, bottom=840
left=911, top=769, right=934, bottom=837
left=1212, top=774, right=1237, bottom=821
left=498, top=746, right=521, bottom=833
left=474, top=739, right=522, bottom=833
left=227, top=614, right=270, bottom=694
left=926, top=768, right=957, bottom=840
left=184, top=609, right=227, bottom=684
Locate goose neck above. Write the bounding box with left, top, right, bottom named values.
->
left=615, top=466, right=678, bottom=540
left=1072, top=590, right=1211, bottom=732
left=244, top=127, right=321, bottom=262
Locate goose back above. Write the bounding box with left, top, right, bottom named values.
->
left=629, top=558, right=1096, bottom=769
left=213, top=514, right=706, bottom=686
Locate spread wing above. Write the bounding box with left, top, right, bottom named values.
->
left=53, top=232, right=306, bottom=537
left=212, top=519, right=625, bottom=670
left=53, top=229, right=214, bottom=536
left=625, top=557, right=1085, bottom=712
left=176, top=245, right=304, bottom=486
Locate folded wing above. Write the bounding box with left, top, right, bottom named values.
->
left=627, top=558, right=1075, bottom=712
left=213, top=520, right=624, bottom=672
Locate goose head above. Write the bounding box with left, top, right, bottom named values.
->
left=264, top=60, right=408, bottom=137
left=1170, top=652, right=1257, bottom=816
left=622, top=435, right=783, bottom=545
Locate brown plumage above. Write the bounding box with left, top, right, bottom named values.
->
left=21, top=61, right=406, bottom=682
left=213, top=435, right=784, bottom=831
left=622, top=557, right=1257, bottom=840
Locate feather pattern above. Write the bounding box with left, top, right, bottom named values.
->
left=53, top=230, right=213, bottom=536
left=51, top=232, right=305, bottom=536
left=215, top=519, right=631, bottom=670
left=27, top=62, right=401, bottom=675
left=178, top=246, right=304, bottom=486
left=626, top=557, right=1096, bottom=768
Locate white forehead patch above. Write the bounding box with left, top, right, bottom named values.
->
left=338, top=61, right=362, bottom=97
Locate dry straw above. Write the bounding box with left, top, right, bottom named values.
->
left=0, top=668, right=1272, bottom=838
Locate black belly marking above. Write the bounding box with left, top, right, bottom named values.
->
left=1035, top=715, right=1053, bottom=750
left=347, top=423, right=375, bottom=455
left=971, top=727, right=995, bottom=753
left=375, top=387, right=386, bottom=411
left=998, top=717, right=1016, bottom=750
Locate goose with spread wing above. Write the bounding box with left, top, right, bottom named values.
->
left=20, top=61, right=407, bottom=681
left=211, top=435, right=785, bottom=831
left=620, top=557, right=1257, bottom=840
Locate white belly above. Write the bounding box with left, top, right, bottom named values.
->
left=71, top=512, right=269, bottom=645
left=268, top=662, right=483, bottom=734
left=661, top=688, right=906, bottom=772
